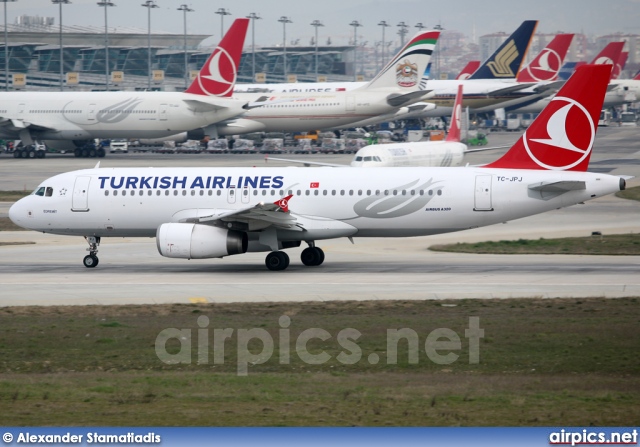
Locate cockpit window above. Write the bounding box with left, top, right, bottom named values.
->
left=364, top=156, right=372, bottom=162
left=354, top=156, right=363, bottom=162
left=45, top=187, right=53, bottom=197
left=34, top=187, right=45, bottom=196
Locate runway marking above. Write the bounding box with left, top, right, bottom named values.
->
left=188, top=297, right=208, bottom=303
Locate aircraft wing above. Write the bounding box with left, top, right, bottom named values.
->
left=0, top=117, right=57, bottom=133
left=183, top=198, right=301, bottom=232
left=265, top=156, right=347, bottom=167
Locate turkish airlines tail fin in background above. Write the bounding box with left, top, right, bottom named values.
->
left=516, top=33, right=574, bottom=82
left=456, top=61, right=480, bottom=80
left=484, top=64, right=612, bottom=172
left=362, top=30, right=440, bottom=91
left=612, top=51, right=629, bottom=80
left=469, top=20, right=538, bottom=80
left=445, top=84, right=463, bottom=142
left=589, top=41, right=624, bottom=80
left=184, top=18, right=249, bottom=97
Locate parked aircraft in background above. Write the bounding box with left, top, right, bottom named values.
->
left=5, top=18, right=251, bottom=157
left=268, top=85, right=499, bottom=168
left=212, top=30, right=440, bottom=135
left=9, top=64, right=627, bottom=272
left=512, top=41, right=633, bottom=113
left=456, top=61, right=480, bottom=80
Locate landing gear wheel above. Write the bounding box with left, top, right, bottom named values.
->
left=265, top=251, right=290, bottom=271
left=13, top=150, right=20, bottom=158
left=97, top=148, right=106, bottom=158
left=74, top=148, right=82, bottom=157
left=301, top=247, right=325, bottom=266
left=83, top=254, right=99, bottom=268
left=36, top=150, right=45, bottom=158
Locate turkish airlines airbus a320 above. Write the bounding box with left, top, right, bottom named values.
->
left=9, top=65, right=628, bottom=271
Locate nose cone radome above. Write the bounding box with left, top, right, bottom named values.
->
left=8, top=199, right=28, bottom=229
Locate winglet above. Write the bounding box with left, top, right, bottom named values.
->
left=184, top=18, right=249, bottom=97
left=274, top=194, right=293, bottom=212
left=483, top=64, right=612, bottom=172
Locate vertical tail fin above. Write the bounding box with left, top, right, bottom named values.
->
left=184, top=18, right=249, bottom=97
left=590, top=41, right=624, bottom=80
left=361, top=30, right=440, bottom=91
left=469, top=20, right=538, bottom=80
left=612, top=51, right=629, bottom=80
left=445, top=84, right=463, bottom=142
left=516, top=34, right=574, bottom=82
left=456, top=61, right=480, bottom=80
left=484, top=64, right=612, bottom=171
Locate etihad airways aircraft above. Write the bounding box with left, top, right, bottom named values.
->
left=213, top=30, right=440, bottom=135
left=269, top=85, right=473, bottom=168
left=1, top=18, right=251, bottom=157
left=9, top=64, right=627, bottom=271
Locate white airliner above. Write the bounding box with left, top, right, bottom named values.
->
left=9, top=65, right=627, bottom=271
left=0, top=19, right=252, bottom=156
left=269, top=84, right=472, bottom=168
left=216, top=30, right=441, bottom=135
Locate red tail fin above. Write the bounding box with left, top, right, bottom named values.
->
left=612, top=51, right=628, bottom=80
left=184, top=18, right=249, bottom=97
left=445, top=84, right=463, bottom=142
left=590, top=41, right=624, bottom=80
left=517, top=34, right=574, bottom=82
left=456, top=61, right=480, bottom=80
left=274, top=195, right=293, bottom=213
left=484, top=64, right=612, bottom=172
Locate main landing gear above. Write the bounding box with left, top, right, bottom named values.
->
left=264, top=243, right=325, bottom=271
left=83, top=236, right=101, bottom=268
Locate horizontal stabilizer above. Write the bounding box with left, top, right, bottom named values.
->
left=529, top=180, right=586, bottom=192
left=386, top=90, right=432, bottom=107
left=183, top=99, right=228, bottom=112
left=487, top=84, right=531, bottom=97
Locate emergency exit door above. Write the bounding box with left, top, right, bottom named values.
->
left=473, top=175, right=493, bottom=211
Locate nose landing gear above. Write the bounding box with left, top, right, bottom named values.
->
left=83, top=236, right=101, bottom=268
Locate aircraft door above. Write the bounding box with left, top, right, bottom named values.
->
left=87, top=103, right=97, bottom=121
left=346, top=96, right=356, bottom=112
left=159, top=103, right=168, bottom=121
left=241, top=187, right=250, bottom=204
left=227, top=188, right=236, bottom=204
left=473, top=175, right=493, bottom=211
left=72, top=176, right=91, bottom=212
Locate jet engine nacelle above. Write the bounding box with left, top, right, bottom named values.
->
left=156, top=223, right=247, bottom=259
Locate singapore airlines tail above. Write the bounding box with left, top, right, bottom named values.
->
left=184, top=18, right=249, bottom=97
left=469, top=20, right=538, bottom=80
left=516, top=34, right=574, bottom=83
left=484, top=64, right=612, bottom=171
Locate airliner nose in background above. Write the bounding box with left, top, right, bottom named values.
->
left=9, top=64, right=627, bottom=271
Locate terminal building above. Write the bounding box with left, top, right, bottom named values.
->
left=0, top=16, right=637, bottom=91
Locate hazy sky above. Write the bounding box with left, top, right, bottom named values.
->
left=9, top=0, right=640, bottom=48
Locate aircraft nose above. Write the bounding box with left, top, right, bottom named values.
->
left=8, top=199, right=28, bottom=228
